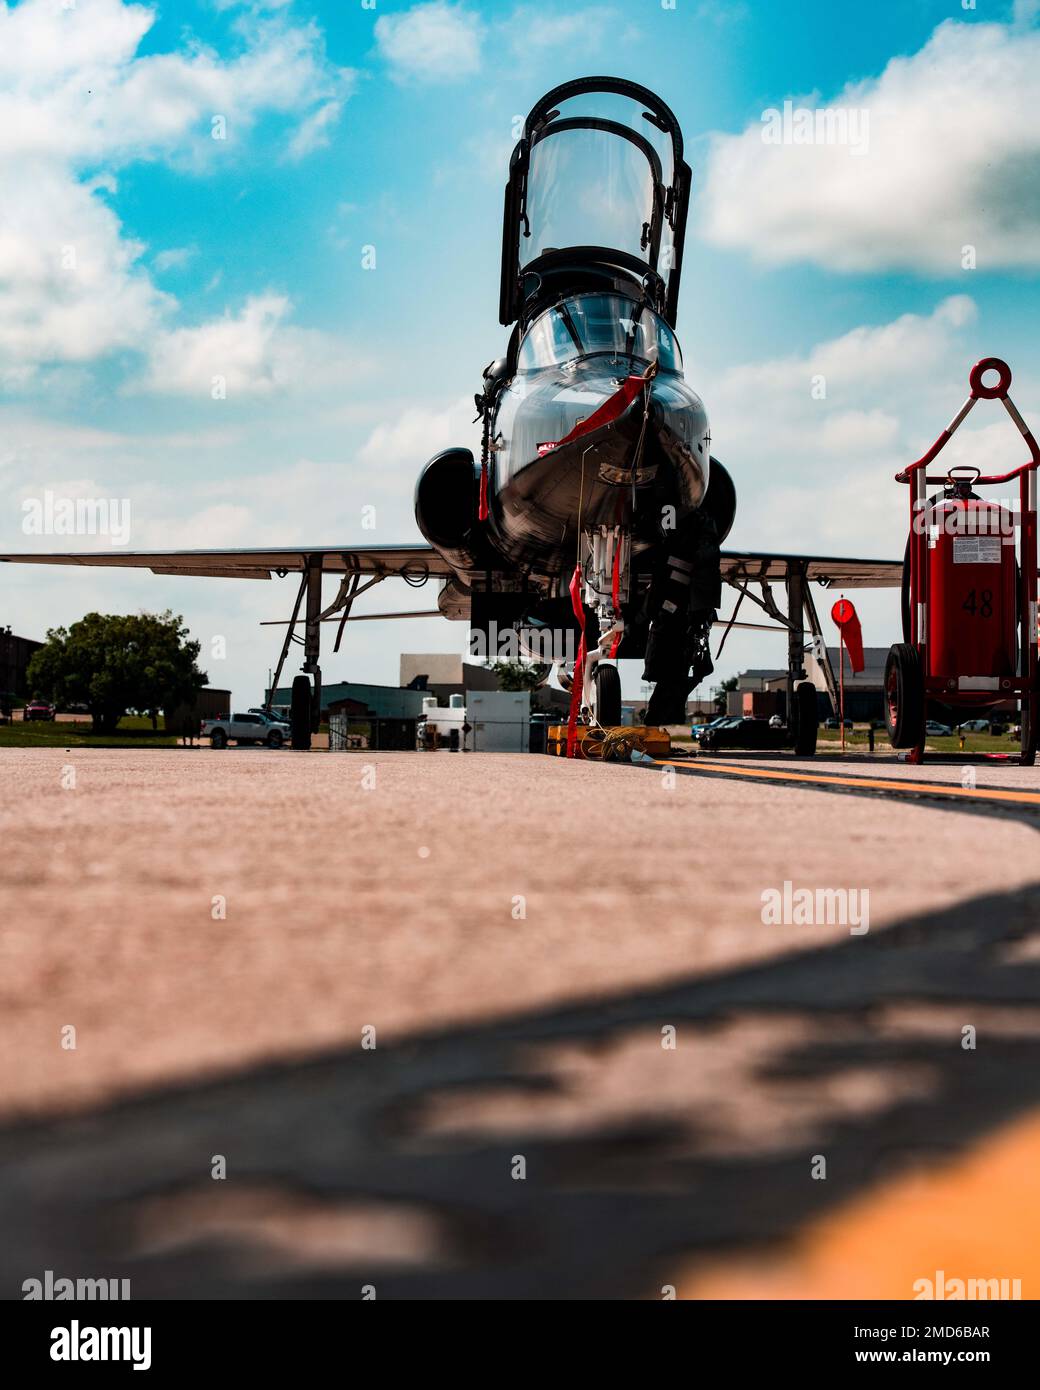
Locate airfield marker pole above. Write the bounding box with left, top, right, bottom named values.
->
left=839, top=633, right=846, bottom=753
left=830, top=596, right=863, bottom=754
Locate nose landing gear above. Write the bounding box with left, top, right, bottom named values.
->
left=582, top=525, right=628, bottom=728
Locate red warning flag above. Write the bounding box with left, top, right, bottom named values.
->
left=831, top=597, right=864, bottom=673
left=538, top=374, right=646, bottom=456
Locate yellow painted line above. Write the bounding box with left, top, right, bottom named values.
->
left=676, top=1110, right=1040, bottom=1300
left=653, top=757, right=1040, bottom=807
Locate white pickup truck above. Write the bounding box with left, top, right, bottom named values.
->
left=201, top=710, right=290, bottom=749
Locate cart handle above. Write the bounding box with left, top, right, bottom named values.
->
left=946, top=465, right=980, bottom=485
left=895, top=357, right=1040, bottom=483
left=969, top=357, right=1013, bottom=400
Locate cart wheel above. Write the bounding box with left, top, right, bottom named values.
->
left=291, top=675, right=312, bottom=750
left=593, top=663, right=622, bottom=726
left=1021, top=696, right=1038, bottom=767
left=792, top=680, right=818, bottom=756
left=884, top=644, right=925, bottom=749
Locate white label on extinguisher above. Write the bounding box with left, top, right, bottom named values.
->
left=952, top=536, right=1002, bottom=564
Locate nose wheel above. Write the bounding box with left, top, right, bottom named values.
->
left=592, top=663, right=622, bottom=726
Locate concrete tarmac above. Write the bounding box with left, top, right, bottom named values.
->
left=1, top=747, right=1038, bottom=1298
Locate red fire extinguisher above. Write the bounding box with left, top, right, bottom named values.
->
left=924, top=479, right=1017, bottom=686
left=886, top=357, right=1040, bottom=766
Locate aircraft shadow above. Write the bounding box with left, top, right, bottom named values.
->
left=2, top=881, right=1039, bottom=1300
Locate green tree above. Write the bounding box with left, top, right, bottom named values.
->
left=714, top=675, right=738, bottom=714
left=488, top=659, right=549, bottom=692
left=27, top=611, right=207, bottom=734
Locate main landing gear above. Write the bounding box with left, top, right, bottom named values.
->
left=556, top=533, right=829, bottom=752
left=267, top=553, right=423, bottom=750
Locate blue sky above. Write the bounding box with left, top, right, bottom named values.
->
left=3, top=0, right=1040, bottom=705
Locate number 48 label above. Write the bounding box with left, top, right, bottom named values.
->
left=962, top=588, right=993, bottom=618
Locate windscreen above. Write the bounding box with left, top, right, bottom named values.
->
left=517, top=294, right=682, bottom=372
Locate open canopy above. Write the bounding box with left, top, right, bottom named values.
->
left=500, top=78, right=691, bottom=329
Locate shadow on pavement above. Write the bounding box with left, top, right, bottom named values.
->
left=2, top=883, right=1039, bottom=1299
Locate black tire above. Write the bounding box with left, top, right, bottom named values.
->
left=211, top=728, right=227, bottom=749
left=291, top=676, right=312, bottom=750
left=267, top=730, right=283, bottom=749
left=1021, top=694, right=1038, bottom=767
left=793, top=680, right=818, bottom=756
left=593, top=663, right=622, bottom=726
left=884, top=643, right=925, bottom=749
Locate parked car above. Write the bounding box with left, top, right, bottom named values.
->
left=695, top=715, right=741, bottom=743
left=247, top=707, right=293, bottom=727
left=957, top=718, right=990, bottom=733
left=924, top=720, right=953, bottom=737
left=23, top=700, right=55, bottom=722
left=699, top=717, right=788, bottom=751
left=691, top=714, right=730, bottom=740
left=824, top=716, right=853, bottom=730
left=201, top=711, right=290, bottom=748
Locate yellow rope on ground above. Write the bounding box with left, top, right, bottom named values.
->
left=581, top=725, right=664, bottom=762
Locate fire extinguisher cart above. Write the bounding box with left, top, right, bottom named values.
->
left=885, top=358, right=1039, bottom=766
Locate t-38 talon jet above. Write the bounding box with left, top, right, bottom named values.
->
left=1, top=78, right=900, bottom=749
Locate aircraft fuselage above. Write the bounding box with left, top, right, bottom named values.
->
left=486, top=331, right=711, bottom=574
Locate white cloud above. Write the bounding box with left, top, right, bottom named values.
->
left=288, top=99, right=343, bottom=159
left=0, top=0, right=353, bottom=166
left=501, top=6, right=619, bottom=51
left=375, top=2, right=484, bottom=84
left=376, top=2, right=624, bottom=84
left=0, top=161, right=169, bottom=373
left=139, top=294, right=365, bottom=397
left=0, top=0, right=353, bottom=382
left=153, top=247, right=196, bottom=273
left=700, top=19, right=1040, bottom=272
left=211, top=0, right=293, bottom=10
left=687, top=293, right=1040, bottom=670
left=0, top=417, right=128, bottom=482
left=358, top=396, right=479, bottom=480
left=700, top=297, right=991, bottom=556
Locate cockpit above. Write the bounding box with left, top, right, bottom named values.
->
left=516, top=293, right=682, bottom=373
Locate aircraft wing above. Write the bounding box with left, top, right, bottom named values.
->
left=0, top=544, right=453, bottom=581
left=720, top=550, right=902, bottom=589
left=0, top=542, right=901, bottom=589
